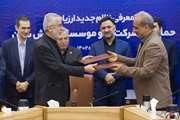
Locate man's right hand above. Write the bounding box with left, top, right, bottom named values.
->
left=107, top=51, right=118, bottom=62
left=84, top=63, right=97, bottom=74
left=105, top=73, right=115, bottom=85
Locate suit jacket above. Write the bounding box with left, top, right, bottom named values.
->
left=33, top=34, right=84, bottom=106
left=0, top=47, right=6, bottom=99
left=162, top=39, right=178, bottom=92
left=117, top=31, right=172, bottom=108
left=2, top=38, right=35, bottom=99
left=90, top=38, right=131, bottom=96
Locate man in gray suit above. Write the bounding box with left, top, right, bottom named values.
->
left=108, top=11, right=172, bottom=108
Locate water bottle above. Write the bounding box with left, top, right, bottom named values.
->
left=143, top=95, right=151, bottom=112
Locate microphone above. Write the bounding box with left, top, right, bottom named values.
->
left=90, top=91, right=119, bottom=106
left=0, top=98, right=18, bottom=110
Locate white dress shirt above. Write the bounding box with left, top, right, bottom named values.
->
left=17, top=37, right=27, bottom=76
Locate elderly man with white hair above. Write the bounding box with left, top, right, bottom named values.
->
left=108, top=11, right=172, bottom=108
left=33, top=13, right=96, bottom=106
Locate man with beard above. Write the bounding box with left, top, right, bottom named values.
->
left=89, top=16, right=131, bottom=106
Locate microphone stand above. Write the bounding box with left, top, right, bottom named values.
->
left=89, top=91, right=119, bottom=106
left=0, top=98, right=18, bottom=110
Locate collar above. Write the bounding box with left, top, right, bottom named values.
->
left=141, top=31, right=153, bottom=43
left=103, top=37, right=116, bottom=46
left=44, top=33, right=57, bottom=44
left=17, top=35, right=27, bottom=46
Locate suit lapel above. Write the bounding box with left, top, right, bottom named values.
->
left=135, top=43, right=145, bottom=66
left=136, top=36, right=151, bottom=66
left=98, top=40, right=106, bottom=54
left=115, top=39, right=124, bottom=54
left=98, top=40, right=107, bottom=64
left=13, top=38, right=22, bottom=74
left=114, top=40, right=119, bottom=53
left=44, top=37, right=62, bottom=62
left=64, top=47, right=71, bottom=63
left=24, top=39, right=31, bottom=75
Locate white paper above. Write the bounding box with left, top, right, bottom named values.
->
left=47, top=99, right=60, bottom=108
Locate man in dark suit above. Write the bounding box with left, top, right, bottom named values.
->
left=2, top=16, right=35, bottom=108
left=89, top=16, right=131, bottom=106
left=56, top=28, right=83, bottom=66
left=0, top=47, right=6, bottom=99
left=33, top=13, right=96, bottom=106
left=154, top=17, right=178, bottom=102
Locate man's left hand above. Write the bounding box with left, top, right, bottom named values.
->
left=20, top=81, right=29, bottom=92
left=110, top=63, right=123, bottom=71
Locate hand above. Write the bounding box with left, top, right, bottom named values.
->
left=110, top=63, right=123, bottom=71
left=21, top=81, right=29, bottom=92
left=16, top=81, right=29, bottom=93
left=105, top=73, right=115, bottom=85
left=84, top=63, right=97, bottom=74
left=16, top=81, right=23, bottom=93
left=107, top=51, right=118, bottom=62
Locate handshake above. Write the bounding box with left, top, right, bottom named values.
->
left=81, top=51, right=123, bottom=74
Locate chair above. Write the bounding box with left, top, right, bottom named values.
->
left=67, top=74, right=93, bottom=106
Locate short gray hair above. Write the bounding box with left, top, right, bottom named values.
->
left=61, top=27, right=69, bottom=35
left=43, top=13, right=62, bottom=31
left=134, top=11, right=154, bottom=29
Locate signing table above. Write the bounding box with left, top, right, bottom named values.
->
left=0, top=107, right=43, bottom=120
left=0, top=106, right=167, bottom=120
